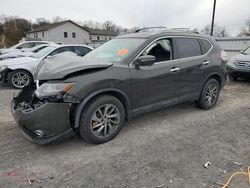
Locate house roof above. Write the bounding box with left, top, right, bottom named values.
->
left=26, top=20, right=118, bottom=36
left=82, top=27, right=119, bottom=36
left=26, top=20, right=77, bottom=33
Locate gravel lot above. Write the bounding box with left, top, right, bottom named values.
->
left=0, top=81, right=249, bottom=188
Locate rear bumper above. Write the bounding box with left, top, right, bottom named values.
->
left=11, top=86, right=74, bottom=144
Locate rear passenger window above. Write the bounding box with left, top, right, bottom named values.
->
left=200, top=39, right=212, bottom=54
left=175, top=38, right=202, bottom=59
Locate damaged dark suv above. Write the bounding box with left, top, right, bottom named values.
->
left=11, top=29, right=228, bottom=144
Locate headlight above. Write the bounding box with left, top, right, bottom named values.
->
left=35, top=83, right=75, bottom=98
left=0, top=65, right=8, bottom=72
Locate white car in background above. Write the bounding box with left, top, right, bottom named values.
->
left=0, top=44, right=50, bottom=61
left=0, top=41, right=54, bottom=55
left=0, top=44, right=92, bottom=88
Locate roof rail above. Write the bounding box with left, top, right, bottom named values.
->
left=169, top=28, right=199, bottom=34
left=169, top=27, right=190, bottom=31
left=134, top=27, right=167, bottom=33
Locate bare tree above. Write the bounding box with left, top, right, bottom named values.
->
left=83, top=20, right=102, bottom=29
left=52, top=16, right=65, bottom=23
left=238, top=18, right=250, bottom=36
left=201, top=23, right=228, bottom=37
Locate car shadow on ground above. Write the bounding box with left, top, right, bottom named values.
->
left=36, top=101, right=197, bottom=150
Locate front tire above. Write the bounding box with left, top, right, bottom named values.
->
left=79, top=95, right=125, bottom=144
left=7, top=70, right=33, bottom=89
left=196, top=78, right=220, bottom=110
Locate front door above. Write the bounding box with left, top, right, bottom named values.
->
left=130, top=38, right=180, bottom=115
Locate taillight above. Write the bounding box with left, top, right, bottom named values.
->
left=221, top=50, right=228, bottom=62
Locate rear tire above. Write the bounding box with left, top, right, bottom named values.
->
left=79, top=95, right=125, bottom=144
left=196, top=78, right=220, bottom=110
left=7, top=70, right=33, bottom=89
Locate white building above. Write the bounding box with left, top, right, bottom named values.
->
left=216, top=37, right=250, bottom=58
left=25, top=20, right=118, bottom=46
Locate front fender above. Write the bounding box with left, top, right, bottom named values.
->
left=74, top=88, right=131, bottom=128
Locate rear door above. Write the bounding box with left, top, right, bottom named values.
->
left=173, top=37, right=210, bottom=102
left=130, top=38, right=180, bottom=115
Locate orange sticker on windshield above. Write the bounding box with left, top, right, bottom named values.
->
left=118, top=48, right=129, bottom=56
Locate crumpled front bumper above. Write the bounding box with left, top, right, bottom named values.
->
left=11, top=86, right=74, bottom=144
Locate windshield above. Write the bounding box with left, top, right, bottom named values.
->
left=83, top=38, right=146, bottom=62
left=243, top=46, right=250, bottom=55
left=31, top=46, right=56, bottom=59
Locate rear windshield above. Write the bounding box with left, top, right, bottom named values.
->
left=83, top=38, right=146, bottom=62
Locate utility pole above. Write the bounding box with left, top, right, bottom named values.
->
left=210, top=0, right=216, bottom=36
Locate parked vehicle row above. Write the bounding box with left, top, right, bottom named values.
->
left=0, top=44, right=50, bottom=61
left=0, top=44, right=93, bottom=88
left=227, top=45, right=250, bottom=81
left=0, top=41, right=55, bottom=55
left=11, top=29, right=228, bottom=145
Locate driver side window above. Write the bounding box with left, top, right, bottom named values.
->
left=141, top=39, right=172, bottom=63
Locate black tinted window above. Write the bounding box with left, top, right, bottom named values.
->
left=73, top=46, right=91, bottom=56
left=200, top=39, right=212, bottom=54
left=175, top=38, right=201, bottom=59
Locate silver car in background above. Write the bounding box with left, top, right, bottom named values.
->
left=0, top=41, right=54, bottom=55
left=0, top=44, right=92, bottom=88
left=0, top=44, right=50, bottom=61
left=227, top=46, right=250, bottom=81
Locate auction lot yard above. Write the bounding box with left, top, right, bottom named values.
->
left=0, top=81, right=249, bottom=188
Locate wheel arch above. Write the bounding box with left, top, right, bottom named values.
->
left=203, top=72, right=224, bottom=88
left=6, top=68, right=34, bottom=80
left=73, top=88, right=132, bottom=129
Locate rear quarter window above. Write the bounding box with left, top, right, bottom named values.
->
left=17, top=42, right=34, bottom=49
left=200, top=39, right=212, bottom=54
left=174, top=38, right=202, bottom=59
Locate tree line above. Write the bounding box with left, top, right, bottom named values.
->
left=0, top=15, right=249, bottom=48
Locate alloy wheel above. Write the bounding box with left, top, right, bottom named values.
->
left=90, top=104, right=120, bottom=138
left=11, top=72, right=30, bottom=88
left=205, top=83, right=218, bottom=105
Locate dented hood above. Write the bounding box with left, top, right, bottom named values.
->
left=35, top=52, right=113, bottom=80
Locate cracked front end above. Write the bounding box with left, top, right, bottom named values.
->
left=11, top=86, right=76, bottom=144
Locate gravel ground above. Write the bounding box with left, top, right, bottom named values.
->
left=0, top=81, right=249, bottom=188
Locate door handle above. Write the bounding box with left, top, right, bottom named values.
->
left=170, top=67, right=180, bottom=73
left=203, top=61, right=210, bottom=65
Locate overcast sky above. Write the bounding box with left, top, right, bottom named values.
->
left=1, top=0, right=250, bottom=35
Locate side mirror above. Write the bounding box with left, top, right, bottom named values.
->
left=239, top=50, right=243, bottom=54
left=136, top=55, right=156, bottom=68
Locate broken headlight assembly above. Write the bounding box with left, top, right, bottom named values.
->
left=35, top=82, right=75, bottom=98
